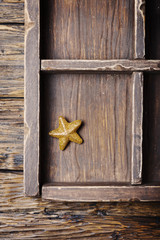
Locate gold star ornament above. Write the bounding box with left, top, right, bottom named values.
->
left=49, top=116, right=83, bottom=151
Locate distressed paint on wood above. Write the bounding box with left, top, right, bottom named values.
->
left=131, top=73, right=143, bottom=185
left=24, top=0, right=40, bottom=196
left=143, top=73, right=160, bottom=184
left=41, top=59, right=160, bottom=72
left=143, top=0, right=160, bottom=184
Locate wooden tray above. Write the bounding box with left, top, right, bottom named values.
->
left=24, top=0, right=160, bottom=201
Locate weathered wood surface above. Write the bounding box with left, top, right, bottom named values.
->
left=134, top=0, right=145, bottom=59
left=0, top=2, right=24, bottom=23
left=0, top=172, right=160, bottom=239
left=0, top=0, right=160, bottom=239
left=24, top=0, right=40, bottom=196
left=131, top=73, right=143, bottom=185
left=41, top=59, right=160, bottom=72
left=43, top=184, right=160, bottom=202
left=41, top=0, right=134, bottom=59
left=0, top=24, right=24, bottom=97
left=0, top=99, right=23, bottom=170
left=41, top=73, right=133, bottom=184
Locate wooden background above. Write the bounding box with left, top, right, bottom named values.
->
left=0, top=0, right=160, bottom=239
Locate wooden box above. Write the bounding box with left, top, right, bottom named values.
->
left=24, top=0, right=160, bottom=201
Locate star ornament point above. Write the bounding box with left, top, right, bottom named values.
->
left=49, top=116, right=83, bottom=151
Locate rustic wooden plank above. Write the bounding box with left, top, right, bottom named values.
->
left=134, top=0, right=145, bottom=59
left=0, top=99, right=23, bottom=170
left=24, top=0, right=40, bottom=196
left=1, top=172, right=160, bottom=215
left=0, top=3, right=24, bottom=23
left=42, top=184, right=160, bottom=202
left=0, top=172, right=160, bottom=239
left=41, top=73, right=132, bottom=184
left=41, top=59, right=160, bottom=72
left=41, top=0, right=134, bottom=59
left=0, top=55, right=24, bottom=66
left=0, top=24, right=24, bottom=56
left=0, top=65, right=24, bottom=97
left=0, top=24, right=24, bottom=97
left=131, top=73, right=143, bottom=185
left=2, top=0, right=24, bottom=2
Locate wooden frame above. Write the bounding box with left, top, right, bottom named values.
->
left=24, top=0, right=160, bottom=201
left=24, top=0, right=40, bottom=196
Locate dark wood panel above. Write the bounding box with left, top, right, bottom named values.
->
left=0, top=65, right=24, bottom=97
left=143, top=0, right=160, bottom=184
left=41, top=0, right=134, bottom=59
left=143, top=74, right=160, bottom=184
left=41, top=73, right=133, bottom=184
left=146, top=0, right=160, bottom=59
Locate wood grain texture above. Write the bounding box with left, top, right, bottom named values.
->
left=42, top=184, right=160, bottom=202
left=0, top=172, right=160, bottom=239
left=134, top=0, right=145, bottom=59
left=24, top=0, right=40, bottom=196
left=0, top=0, right=160, bottom=238
left=0, top=54, right=23, bottom=66
left=0, top=99, right=23, bottom=170
left=41, top=59, right=160, bottom=72
left=0, top=24, right=24, bottom=97
left=0, top=24, right=24, bottom=56
left=0, top=65, right=24, bottom=97
left=41, top=0, right=134, bottom=60
left=41, top=73, right=133, bottom=184
left=131, top=73, right=143, bottom=185
left=0, top=2, right=24, bottom=23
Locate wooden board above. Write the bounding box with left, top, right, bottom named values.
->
left=24, top=0, right=40, bottom=196
left=41, top=59, right=160, bottom=72
left=41, top=0, right=134, bottom=59
left=42, top=184, right=160, bottom=202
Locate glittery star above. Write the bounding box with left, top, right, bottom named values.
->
left=49, top=116, right=83, bottom=151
